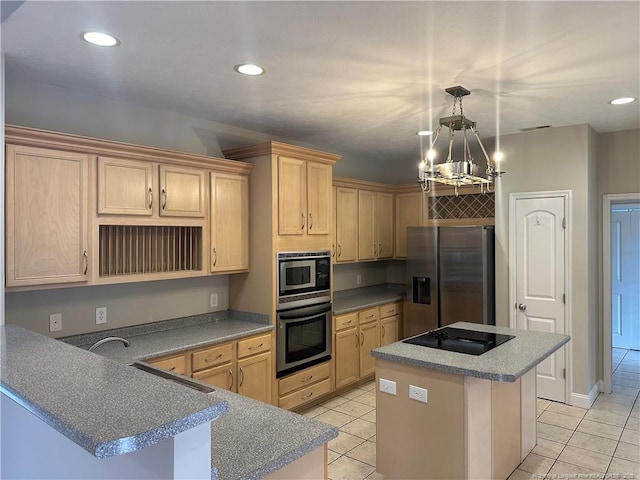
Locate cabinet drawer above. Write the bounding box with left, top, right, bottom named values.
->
left=279, top=377, right=332, bottom=410
left=279, top=362, right=331, bottom=397
left=335, top=312, right=358, bottom=331
left=358, top=308, right=379, bottom=324
left=237, top=333, right=271, bottom=359
left=193, top=363, right=234, bottom=390
left=379, top=302, right=401, bottom=318
left=192, top=343, right=234, bottom=372
left=146, top=354, right=186, bottom=375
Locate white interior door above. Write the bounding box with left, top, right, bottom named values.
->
left=514, top=195, right=567, bottom=402
left=611, top=205, right=640, bottom=350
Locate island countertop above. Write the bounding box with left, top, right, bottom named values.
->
left=371, top=321, right=570, bottom=382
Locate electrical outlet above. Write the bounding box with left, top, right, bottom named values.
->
left=409, top=385, right=428, bottom=403
left=356, top=274, right=362, bottom=285
left=379, top=378, right=396, bottom=395
left=210, top=293, right=218, bottom=308
left=49, top=313, right=62, bottom=332
left=96, top=307, right=107, bottom=324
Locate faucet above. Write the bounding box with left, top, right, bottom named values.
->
left=87, top=336, right=130, bottom=352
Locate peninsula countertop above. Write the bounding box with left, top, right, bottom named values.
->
left=371, top=321, right=570, bottom=382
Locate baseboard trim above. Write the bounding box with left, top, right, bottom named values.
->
left=571, top=383, right=599, bottom=409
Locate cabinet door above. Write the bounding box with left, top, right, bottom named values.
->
left=210, top=173, right=249, bottom=272
left=147, top=354, right=187, bottom=375
left=278, top=156, right=306, bottom=235
left=380, top=316, right=399, bottom=347
left=306, top=162, right=332, bottom=235
left=193, top=363, right=235, bottom=391
left=159, top=165, right=205, bottom=217
left=357, top=190, right=376, bottom=261
left=238, top=351, right=272, bottom=404
left=395, top=192, right=424, bottom=258
left=6, top=145, right=89, bottom=287
left=376, top=192, right=394, bottom=259
left=359, top=321, right=380, bottom=378
left=335, top=187, right=358, bottom=262
left=335, top=327, right=359, bottom=389
left=97, top=157, right=154, bottom=216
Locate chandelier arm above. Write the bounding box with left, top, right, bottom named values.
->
left=447, top=126, right=454, bottom=162
left=471, top=127, right=493, bottom=171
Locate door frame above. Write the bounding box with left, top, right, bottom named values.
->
left=509, top=190, right=572, bottom=404
left=602, top=192, right=640, bottom=394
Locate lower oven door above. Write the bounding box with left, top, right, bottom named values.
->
left=276, top=302, right=332, bottom=378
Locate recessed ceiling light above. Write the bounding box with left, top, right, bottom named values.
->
left=234, top=64, right=265, bottom=76
left=82, top=31, right=120, bottom=47
left=416, top=130, right=433, bottom=136
left=608, top=96, right=637, bottom=105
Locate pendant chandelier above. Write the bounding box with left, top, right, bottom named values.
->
left=418, top=86, right=504, bottom=194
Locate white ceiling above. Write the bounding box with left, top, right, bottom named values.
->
left=2, top=1, right=639, bottom=183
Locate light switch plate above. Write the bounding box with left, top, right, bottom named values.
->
left=379, top=378, right=396, bottom=395
left=210, top=293, right=218, bottom=308
left=409, top=385, right=428, bottom=403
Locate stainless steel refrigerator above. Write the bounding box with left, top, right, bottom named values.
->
left=403, top=225, right=495, bottom=338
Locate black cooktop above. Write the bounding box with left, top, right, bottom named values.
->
left=402, top=327, right=515, bottom=355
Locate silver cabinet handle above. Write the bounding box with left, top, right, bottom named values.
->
left=338, top=244, right=342, bottom=258
left=355, top=332, right=359, bottom=346
left=300, top=375, right=313, bottom=383
left=518, top=303, right=527, bottom=311
left=161, top=188, right=167, bottom=210
left=83, top=250, right=88, bottom=275
left=204, top=353, right=222, bottom=363
left=148, top=187, right=153, bottom=209
left=360, top=332, right=364, bottom=345
left=228, top=369, right=233, bottom=390
left=382, top=325, right=386, bottom=338
left=248, top=343, right=263, bottom=351
left=212, top=248, right=217, bottom=268
left=301, top=392, right=313, bottom=400
left=309, top=212, right=313, bottom=229
left=379, top=242, right=382, bottom=256
left=332, top=244, right=335, bottom=258
left=239, top=367, right=245, bottom=387
left=301, top=212, right=306, bottom=229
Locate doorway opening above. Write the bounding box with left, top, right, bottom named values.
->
left=602, top=193, right=640, bottom=394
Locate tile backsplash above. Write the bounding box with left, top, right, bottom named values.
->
left=428, top=192, right=495, bottom=219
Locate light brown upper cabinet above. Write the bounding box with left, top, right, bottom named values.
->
left=278, top=156, right=331, bottom=236
left=358, top=191, right=394, bottom=261
left=98, top=156, right=205, bottom=218
left=395, top=192, right=426, bottom=258
left=6, top=144, right=89, bottom=287
left=334, top=187, right=358, bottom=263
left=210, top=172, right=249, bottom=273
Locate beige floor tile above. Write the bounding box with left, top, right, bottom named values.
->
left=370, top=434, right=376, bottom=443
left=531, top=437, right=565, bottom=459
left=346, top=440, right=377, bottom=467
left=360, top=381, right=376, bottom=391
left=621, top=428, right=640, bottom=446
left=577, top=418, right=623, bottom=440
left=518, top=453, right=554, bottom=475
left=316, top=409, right=357, bottom=428
left=631, top=404, right=640, bottom=419
left=537, top=398, right=551, bottom=411
left=557, top=445, right=612, bottom=473
left=614, top=441, right=640, bottom=463
left=594, top=393, right=636, bottom=408
left=546, top=401, right=587, bottom=418
left=341, top=418, right=377, bottom=440
left=611, top=384, right=640, bottom=397
left=300, top=404, right=329, bottom=418
left=360, top=410, right=376, bottom=423
left=613, top=376, right=640, bottom=388
left=321, top=396, right=350, bottom=409
left=333, top=400, right=375, bottom=418
left=538, top=410, right=582, bottom=430
left=548, top=460, right=605, bottom=476
left=352, top=390, right=376, bottom=407
left=327, top=449, right=342, bottom=464
left=328, top=455, right=376, bottom=480
left=507, top=469, right=536, bottom=479
left=341, top=388, right=369, bottom=400
left=617, top=364, right=640, bottom=374
left=537, top=421, right=574, bottom=444
left=608, top=457, right=640, bottom=478
left=584, top=408, right=628, bottom=427
left=567, top=430, right=618, bottom=456
left=623, top=350, right=640, bottom=360
left=625, top=416, right=640, bottom=431
left=329, top=431, right=366, bottom=454
left=365, top=471, right=385, bottom=479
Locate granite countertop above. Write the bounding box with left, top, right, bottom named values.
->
left=333, top=284, right=405, bottom=315
left=0, top=324, right=228, bottom=458
left=60, top=312, right=338, bottom=479
left=372, top=321, right=570, bottom=382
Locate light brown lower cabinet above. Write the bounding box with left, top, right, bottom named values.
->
left=278, top=362, right=333, bottom=410
left=237, top=351, right=272, bottom=404
left=146, top=353, right=187, bottom=375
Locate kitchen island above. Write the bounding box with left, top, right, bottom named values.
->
left=371, top=322, right=569, bottom=480
left=1, top=316, right=337, bottom=480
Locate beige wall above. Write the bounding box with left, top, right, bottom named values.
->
left=495, top=124, right=598, bottom=399
left=333, top=260, right=405, bottom=291
left=5, top=276, right=229, bottom=338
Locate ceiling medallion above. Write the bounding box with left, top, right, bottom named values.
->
left=418, top=86, right=504, bottom=195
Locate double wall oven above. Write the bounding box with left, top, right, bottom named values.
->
left=276, top=251, right=332, bottom=378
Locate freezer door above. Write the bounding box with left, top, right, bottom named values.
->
left=439, top=226, right=495, bottom=325
left=404, top=227, right=438, bottom=337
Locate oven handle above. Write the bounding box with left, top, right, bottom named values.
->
left=278, top=303, right=333, bottom=320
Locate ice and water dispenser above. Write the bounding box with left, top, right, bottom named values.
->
left=412, top=276, right=431, bottom=305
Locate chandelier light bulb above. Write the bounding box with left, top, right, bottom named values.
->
left=426, top=149, right=437, bottom=162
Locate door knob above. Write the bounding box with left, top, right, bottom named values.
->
left=517, top=303, right=527, bottom=311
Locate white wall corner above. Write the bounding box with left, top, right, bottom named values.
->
left=570, top=383, right=599, bottom=409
